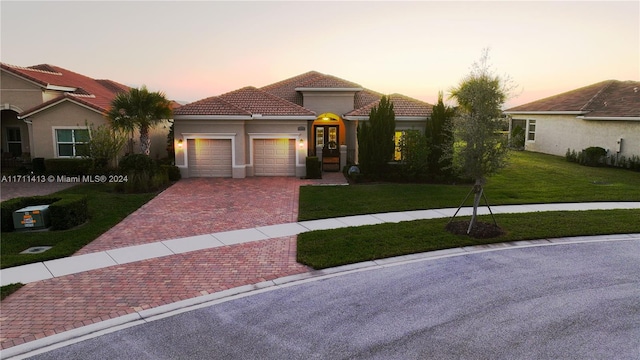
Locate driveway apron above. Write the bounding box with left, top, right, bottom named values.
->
left=0, top=174, right=347, bottom=351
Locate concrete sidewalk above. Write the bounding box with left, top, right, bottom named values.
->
left=3, top=201, right=639, bottom=286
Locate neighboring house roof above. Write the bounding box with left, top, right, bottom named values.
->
left=1, top=63, right=130, bottom=116
left=345, top=93, right=433, bottom=118
left=180, top=71, right=431, bottom=119
left=174, top=86, right=316, bottom=117
left=505, top=80, right=640, bottom=119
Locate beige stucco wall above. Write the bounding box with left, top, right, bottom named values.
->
left=513, top=114, right=640, bottom=158
left=300, top=91, right=357, bottom=115
left=0, top=71, right=44, bottom=112
left=27, top=101, right=106, bottom=158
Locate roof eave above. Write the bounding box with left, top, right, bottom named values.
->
left=173, top=115, right=253, bottom=120
left=295, top=87, right=363, bottom=92
left=577, top=116, right=640, bottom=121
left=19, top=96, right=104, bottom=118
left=503, top=111, right=587, bottom=115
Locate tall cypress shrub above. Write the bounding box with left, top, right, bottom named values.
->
left=426, top=91, right=455, bottom=179
left=357, top=95, right=396, bottom=178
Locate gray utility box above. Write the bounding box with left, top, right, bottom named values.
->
left=13, top=205, right=51, bottom=230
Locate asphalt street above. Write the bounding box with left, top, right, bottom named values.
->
left=26, top=240, right=640, bottom=360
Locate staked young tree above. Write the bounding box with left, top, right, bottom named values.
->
left=357, top=95, right=396, bottom=177
left=107, top=86, right=173, bottom=156
left=449, top=49, right=514, bottom=233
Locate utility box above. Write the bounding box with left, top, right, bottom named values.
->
left=13, top=205, right=51, bottom=230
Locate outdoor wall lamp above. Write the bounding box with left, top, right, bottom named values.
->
left=299, top=139, right=304, bottom=149
left=177, top=139, right=183, bottom=149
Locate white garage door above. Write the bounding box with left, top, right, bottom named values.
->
left=187, top=139, right=232, bottom=177
left=254, top=139, right=295, bottom=176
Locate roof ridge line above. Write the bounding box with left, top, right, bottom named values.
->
left=216, top=94, right=253, bottom=115
left=580, top=80, right=615, bottom=112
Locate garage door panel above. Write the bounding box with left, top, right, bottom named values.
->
left=254, top=139, right=295, bottom=176
left=188, top=139, right=232, bottom=177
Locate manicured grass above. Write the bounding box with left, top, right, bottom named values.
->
left=298, top=151, right=640, bottom=220
left=1, top=184, right=155, bottom=269
left=297, top=209, right=640, bottom=269
left=1, top=283, right=23, bottom=300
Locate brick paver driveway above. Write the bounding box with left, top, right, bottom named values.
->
left=1, top=174, right=346, bottom=351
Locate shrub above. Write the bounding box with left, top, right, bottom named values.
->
left=44, top=158, right=93, bottom=175
left=397, top=130, right=429, bottom=180
left=118, top=154, right=156, bottom=175
left=48, top=195, right=89, bottom=230
left=161, top=164, right=181, bottom=181
left=305, top=157, right=321, bottom=179
left=581, top=147, right=607, bottom=167
left=32, top=158, right=46, bottom=174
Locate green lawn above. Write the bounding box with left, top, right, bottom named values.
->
left=299, top=151, right=640, bottom=220
left=298, top=151, right=640, bottom=269
left=1, top=184, right=155, bottom=268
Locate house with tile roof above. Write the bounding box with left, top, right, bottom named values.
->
left=504, top=80, right=640, bottom=159
left=0, top=63, right=172, bottom=164
left=173, top=71, right=432, bottom=178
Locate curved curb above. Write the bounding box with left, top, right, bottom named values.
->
left=4, top=233, right=639, bottom=360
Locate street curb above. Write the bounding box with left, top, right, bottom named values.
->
left=3, top=233, right=638, bottom=360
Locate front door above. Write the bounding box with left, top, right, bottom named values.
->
left=315, top=125, right=338, bottom=153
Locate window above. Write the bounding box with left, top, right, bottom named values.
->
left=394, top=131, right=404, bottom=161
left=527, top=120, right=536, bottom=141
left=56, top=129, right=89, bottom=157
left=6, top=127, right=22, bottom=157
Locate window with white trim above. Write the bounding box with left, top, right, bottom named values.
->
left=527, top=119, right=536, bottom=141
left=56, top=129, right=89, bottom=157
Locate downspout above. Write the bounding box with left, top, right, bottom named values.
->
left=21, top=117, right=34, bottom=157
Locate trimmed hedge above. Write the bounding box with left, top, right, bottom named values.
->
left=305, top=157, right=321, bottom=179
left=161, top=164, right=181, bottom=181
left=1, top=195, right=88, bottom=232
left=44, top=158, right=93, bottom=175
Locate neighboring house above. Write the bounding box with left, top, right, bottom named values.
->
left=504, top=80, right=640, bottom=159
left=0, top=63, right=171, bottom=165
left=173, top=71, right=432, bottom=178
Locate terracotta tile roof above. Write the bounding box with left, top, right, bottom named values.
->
left=345, top=93, right=433, bottom=117
left=175, top=87, right=315, bottom=117
left=1, top=63, right=129, bottom=115
left=173, top=95, right=249, bottom=116
left=260, top=71, right=325, bottom=105
left=505, top=80, right=640, bottom=117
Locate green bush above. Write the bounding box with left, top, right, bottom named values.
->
left=44, top=158, right=93, bottom=175
left=48, top=195, right=89, bottom=230
left=1, top=195, right=88, bottom=232
left=118, top=154, right=156, bottom=174
left=581, top=147, right=607, bottom=167
left=161, top=164, right=181, bottom=181
left=305, top=157, right=321, bottom=179
left=32, top=158, right=46, bottom=174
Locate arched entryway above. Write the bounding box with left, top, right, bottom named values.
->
left=311, top=113, right=346, bottom=156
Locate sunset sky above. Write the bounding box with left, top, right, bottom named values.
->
left=1, top=1, right=638, bottom=108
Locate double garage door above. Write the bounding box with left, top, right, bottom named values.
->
left=187, top=138, right=295, bottom=177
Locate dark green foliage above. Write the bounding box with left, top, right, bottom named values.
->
left=305, top=157, right=321, bottom=179
left=582, top=146, right=607, bottom=167
left=48, top=195, right=89, bottom=230
left=32, top=158, right=46, bottom=174
left=397, top=130, right=429, bottom=180
left=357, top=95, right=396, bottom=178
left=510, top=125, right=525, bottom=150
left=118, top=153, right=156, bottom=174
left=44, top=158, right=93, bottom=175
left=161, top=164, right=182, bottom=181
left=1, top=195, right=88, bottom=232
left=426, top=92, right=455, bottom=178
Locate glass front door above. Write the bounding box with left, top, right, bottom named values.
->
left=315, top=125, right=338, bottom=153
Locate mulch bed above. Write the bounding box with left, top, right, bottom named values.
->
left=445, top=220, right=505, bottom=239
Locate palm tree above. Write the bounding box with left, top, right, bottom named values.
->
left=107, top=86, right=173, bottom=156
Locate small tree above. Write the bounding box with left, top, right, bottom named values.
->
left=357, top=95, right=396, bottom=177
left=426, top=91, right=455, bottom=179
left=85, top=122, right=128, bottom=170
left=449, top=49, right=513, bottom=233
left=107, top=86, right=173, bottom=156
left=398, top=129, right=429, bottom=180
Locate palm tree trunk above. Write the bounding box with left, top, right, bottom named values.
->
left=140, top=125, right=151, bottom=156
left=467, top=179, right=484, bottom=234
